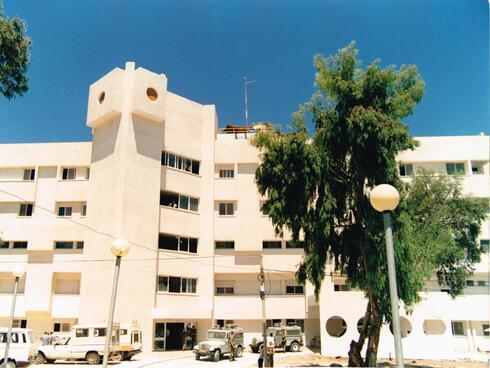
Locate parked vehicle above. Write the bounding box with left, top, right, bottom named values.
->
left=36, top=323, right=121, bottom=365
left=250, top=325, right=303, bottom=353
left=193, top=325, right=244, bottom=362
left=119, top=323, right=142, bottom=360
left=0, top=328, right=38, bottom=368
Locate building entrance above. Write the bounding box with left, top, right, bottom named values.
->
left=153, top=322, right=185, bottom=350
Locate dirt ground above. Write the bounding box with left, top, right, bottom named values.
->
left=275, top=353, right=489, bottom=367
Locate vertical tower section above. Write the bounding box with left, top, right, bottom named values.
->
left=80, top=62, right=167, bottom=351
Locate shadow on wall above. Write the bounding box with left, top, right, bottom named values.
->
left=90, top=116, right=120, bottom=163
left=132, top=115, right=164, bottom=161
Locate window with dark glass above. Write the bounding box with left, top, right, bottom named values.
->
left=399, top=163, right=413, bottom=177
left=263, top=241, right=282, bottom=249
left=162, top=151, right=200, bottom=175
left=160, top=191, right=198, bottom=212
left=215, top=241, right=235, bottom=249
left=18, top=203, right=33, bottom=216
left=23, top=169, right=35, bottom=181
left=218, top=202, right=234, bottom=216
left=286, top=285, right=304, bottom=294
left=158, top=275, right=197, bottom=294
left=58, top=206, right=72, bottom=217
left=446, top=162, right=465, bottom=175
left=62, top=168, right=76, bottom=180
left=12, top=242, right=28, bottom=249
left=159, top=233, right=197, bottom=253
left=286, top=241, right=304, bottom=249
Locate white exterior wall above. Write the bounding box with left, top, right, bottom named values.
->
left=0, top=63, right=488, bottom=357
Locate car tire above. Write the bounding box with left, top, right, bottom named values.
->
left=46, top=359, right=56, bottom=364
left=290, top=341, right=300, bottom=352
left=86, top=352, right=100, bottom=365
left=236, top=346, right=243, bottom=357
left=34, top=352, right=47, bottom=364
left=213, top=349, right=220, bottom=362
left=3, top=360, right=16, bottom=368
left=195, top=353, right=200, bottom=360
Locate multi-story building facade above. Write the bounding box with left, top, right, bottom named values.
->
left=0, top=62, right=488, bottom=359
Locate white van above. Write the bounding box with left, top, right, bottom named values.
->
left=119, top=323, right=142, bottom=360
left=0, top=328, right=38, bottom=368
left=37, top=323, right=120, bottom=365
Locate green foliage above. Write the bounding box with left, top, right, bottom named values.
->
left=252, top=42, right=488, bottom=365
left=0, top=7, right=31, bottom=99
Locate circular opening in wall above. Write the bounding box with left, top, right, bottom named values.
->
left=147, top=88, right=158, bottom=101
left=98, top=91, right=105, bottom=104
left=389, top=317, right=412, bottom=338
left=326, top=316, right=347, bottom=338
left=423, top=319, right=446, bottom=335
left=356, top=317, right=372, bottom=334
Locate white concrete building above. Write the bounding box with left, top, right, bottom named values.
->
left=0, top=62, right=488, bottom=359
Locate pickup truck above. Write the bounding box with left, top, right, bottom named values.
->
left=36, top=324, right=121, bottom=365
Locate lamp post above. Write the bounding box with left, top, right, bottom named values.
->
left=258, top=262, right=269, bottom=367
left=369, top=184, right=404, bottom=368
left=102, top=238, right=129, bottom=368
left=2, top=269, right=25, bottom=368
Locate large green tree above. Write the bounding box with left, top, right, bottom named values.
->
left=252, top=43, right=488, bottom=366
left=0, top=6, right=31, bottom=99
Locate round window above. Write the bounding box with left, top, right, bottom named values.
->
left=147, top=88, right=158, bottom=101
left=326, top=316, right=347, bottom=338
left=98, top=91, right=105, bottom=104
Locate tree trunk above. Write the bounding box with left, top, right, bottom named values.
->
left=365, top=298, right=382, bottom=367
left=348, top=301, right=371, bottom=367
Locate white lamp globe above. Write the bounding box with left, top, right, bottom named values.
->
left=12, top=267, right=25, bottom=278
left=369, top=184, right=400, bottom=212
left=111, top=238, right=130, bottom=257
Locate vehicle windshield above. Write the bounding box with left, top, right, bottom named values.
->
left=207, top=331, right=226, bottom=340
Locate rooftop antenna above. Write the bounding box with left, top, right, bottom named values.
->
left=243, top=76, right=256, bottom=129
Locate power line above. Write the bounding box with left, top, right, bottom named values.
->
left=0, top=188, right=298, bottom=274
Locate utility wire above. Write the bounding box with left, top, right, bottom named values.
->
left=0, top=188, right=298, bottom=274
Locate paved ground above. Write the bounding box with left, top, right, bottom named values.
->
left=33, top=348, right=489, bottom=368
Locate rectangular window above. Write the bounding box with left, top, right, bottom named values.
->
left=53, top=323, right=71, bottom=333
left=23, top=168, right=35, bottom=181
left=480, top=239, right=489, bottom=253
left=218, top=202, right=234, bottom=216
left=161, top=151, right=200, bottom=175
left=81, top=203, right=87, bottom=217
left=85, top=168, right=90, bottom=179
left=483, top=324, right=490, bottom=337
left=471, top=161, right=484, bottom=175
left=219, top=169, right=234, bottom=178
left=446, top=163, right=465, bottom=175
left=76, top=329, right=89, bottom=338
left=76, top=241, right=84, bottom=250
left=159, top=234, right=198, bottom=253
left=286, top=285, right=304, bottom=294
left=215, top=241, right=235, bottom=249
left=93, top=328, right=106, bottom=337
left=286, top=241, right=304, bottom=249
left=18, top=203, right=33, bottom=217
left=62, top=168, right=76, bottom=180
left=451, top=321, right=465, bottom=336
left=0, top=241, right=8, bottom=249
left=158, top=275, right=197, bottom=294
left=58, top=206, right=73, bottom=217
left=399, top=163, right=414, bottom=177
left=54, top=241, right=83, bottom=250
left=12, top=319, right=27, bottom=328
left=477, top=280, right=486, bottom=287
left=466, top=280, right=474, bottom=287
left=12, top=241, right=28, bottom=249
left=334, top=284, right=351, bottom=291
left=216, top=287, right=234, bottom=295
left=161, top=191, right=198, bottom=212
left=263, top=241, right=282, bottom=249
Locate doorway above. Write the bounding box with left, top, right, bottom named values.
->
left=153, top=322, right=185, bottom=350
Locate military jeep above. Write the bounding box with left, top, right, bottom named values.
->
left=250, top=325, right=303, bottom=353
left=193, top=325, right=244, bottom=362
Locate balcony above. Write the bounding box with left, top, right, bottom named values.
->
left=214, top=295, right=306, bottom=320
left=56, top=180, right=89, bottom=201
left=0, top=181, right=36, bottom=202
left=159, top=206, right=200, bottom=237
left=51, top=294, right=80, bottom=318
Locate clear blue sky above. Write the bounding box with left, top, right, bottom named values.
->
left=1, top=0, right=488, bottom=143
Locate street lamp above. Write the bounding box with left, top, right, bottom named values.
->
left=2, top=268, right=25, bottom=368
left=369, top=184, right=404, bottom=368
left=102, top=238, right=129, bottom=368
